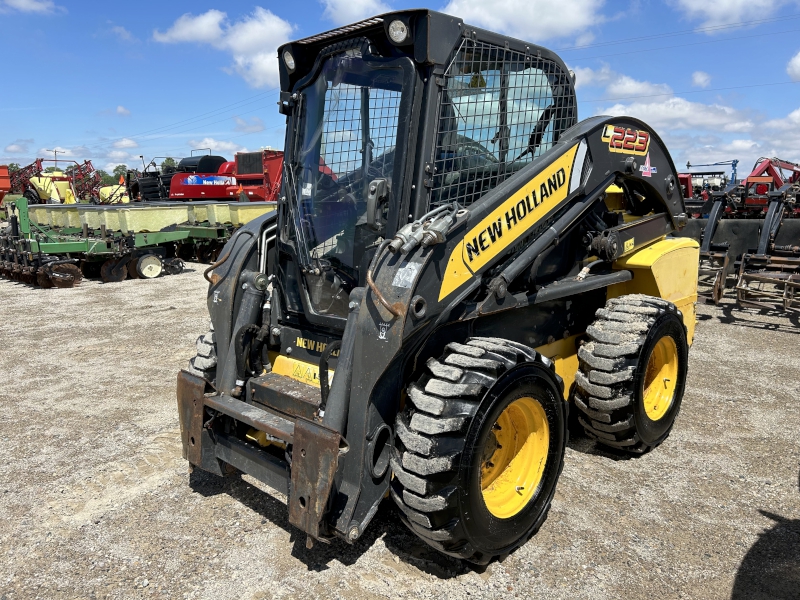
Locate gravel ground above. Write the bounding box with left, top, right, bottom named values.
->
left=0, top=267, right=798, bottom=600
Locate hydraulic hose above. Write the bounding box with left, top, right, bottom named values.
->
left=366, top=239, right=402, bottom=317
left=232, top=324, right=261, bottom=397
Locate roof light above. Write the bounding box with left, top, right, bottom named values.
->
left=388, top=20, right=408, bottom=44
left=283, top=50, right=296, bottom=71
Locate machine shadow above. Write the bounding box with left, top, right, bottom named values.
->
left=730, top=468, right=800, bottom=599
left=188, top=468, right=471, bottom=577
left=730, top=509, right=800, bottom=599
left=696, top=304, right=800, bottom=334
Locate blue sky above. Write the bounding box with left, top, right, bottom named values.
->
left=1, top=0, right=799, bottom=178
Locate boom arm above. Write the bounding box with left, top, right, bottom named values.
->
left=433, top=116, right=686, bottom=303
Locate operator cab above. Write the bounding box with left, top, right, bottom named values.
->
left=276, top=10, right=577, bottom=326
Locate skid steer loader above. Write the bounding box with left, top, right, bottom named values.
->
left=177, top=10, right=699, bottom=564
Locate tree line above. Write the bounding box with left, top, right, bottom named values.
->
left=5, top=158, right=177, bottom=186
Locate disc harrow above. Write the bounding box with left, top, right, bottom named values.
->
left=675, top=158, right=800, bottom=312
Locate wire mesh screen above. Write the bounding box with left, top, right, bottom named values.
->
left=430, top=38, right=577, bottom=208
left=318, top=85, right=401, bottom=189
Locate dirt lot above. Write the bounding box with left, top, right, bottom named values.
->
left=0, top=266, right=798, bottom=600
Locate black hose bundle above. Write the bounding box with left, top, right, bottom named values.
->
left=232, top=323, right=269, bottom=397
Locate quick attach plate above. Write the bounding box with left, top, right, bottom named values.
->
left=288, top=418, right=341, bottom=543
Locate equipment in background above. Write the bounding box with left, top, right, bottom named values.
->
left=8, top=158, right=107, bottom=204
left=225, top=149, right=284, bottom=202
left=176, top=9, right=699, bottom=566
left=676, top=157, right=800, bottom=307
left=0, top=166, right=10, bottom=206
left=128, top=150, right=284, bottom=203
left=0, top=198, right=276, bottom=287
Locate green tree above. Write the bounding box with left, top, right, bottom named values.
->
left=112, top=164, right=128, bottom=180
left=8, top=162, right=20, bottom=173
left=161, top=157, right=176, bottom=170
left=97, top=169, right=116, bottom=186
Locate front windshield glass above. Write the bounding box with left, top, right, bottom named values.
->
left=289, top=48, right=405, bottom=317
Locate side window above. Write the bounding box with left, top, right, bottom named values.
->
left=430, top=40, right=575, bottom=208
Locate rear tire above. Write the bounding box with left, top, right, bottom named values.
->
left=574, top=294, right=688, bottom=453
left=187, top=322, right=217, bottom=383
left=391, top=337, right=567, bottom=564
left=23, top=189, right=41, bottom=205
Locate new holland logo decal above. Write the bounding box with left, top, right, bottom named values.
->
left=438, top=143, right=582, bottom=301
left=601, top=124, right=651, bottom=156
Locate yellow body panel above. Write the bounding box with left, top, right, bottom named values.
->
left=101, top=208, right=127, bottom=231
left=98, top=184, right=130, bottom=204
left=189, top=203, right=213, bottom=224
left=229, top=203, right=276, bottom=226
left=27, top=205, right=48, bottom=225
left=270, top=354, right=334, bottom=389
left=608, top=237, right=700, bottom=345
left=535, top=335, right=580, bottom=401
left=120, top=206, right=191, bottom=233
left=77, top=206, right=103, bottom=229
left=30, top=173, right=76, bottom=204
left=439, top=144, right=580, bottom=301
left=48, top=205, right=75, bottom=228
left=206, top=203, right=232, bottom=225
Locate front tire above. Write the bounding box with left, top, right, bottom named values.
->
left=187, top=322, right=217, bottom=383
left=391, top=337, right=567, bottom=564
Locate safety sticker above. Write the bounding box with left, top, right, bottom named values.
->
left=392, top=263, right=419, bottom=288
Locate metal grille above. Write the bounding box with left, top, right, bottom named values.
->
left=319, top=85, right=401, bottom=184
left=308, top=72, right=401, bottom=258
left=430, top=38, right=577, bottom=208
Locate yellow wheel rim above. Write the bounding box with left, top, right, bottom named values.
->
left=480, top=396, right=549, bottom=519
left=642, top=336, right=679, bottom=421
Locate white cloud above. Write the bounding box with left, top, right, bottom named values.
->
left=442, top=0, right=605, bottom=42
left=111, top=25, right=135, bottom=42
left=1, top=0, right=59, bottom=13
left=692, top=71, right=711, bottom=88
left=112, top=138, right=138, bottom=149
left=107, top=150, right=132, bottom=161
left=605, top=75, right=672, bottom=100
left=233, top=116, right=266, bottom=133
left=116, top=105, right=130, bottom=116
left=153, top=9, right=227, bottom=44
left=598, top=97, right=754, bottom=133
left=154, top=8, right=293, bottom=88
left=671, top=0, right=789, bottom=28
left=572, top=64, right=614, bottom=90
left=37, top=146, right=72, bottom=156
left=571, top=64, right=671, bottom=99
left=321, top=0, right=391, bottom=25
left=787, top=50, right=800, bottom=81
left=188, top=137, right=247, bottom=155
left=4, top=138, right=33, bottom=154
left=765, top=106, right=800, bottom=129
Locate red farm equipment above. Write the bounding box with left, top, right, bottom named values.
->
left=0, top=165, right=11, bottom=206
left=130, top=150, right=283, bottom=203
left=224, top=149, right=283, bottom=202
left=677, top=157, right=800, bottom=311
